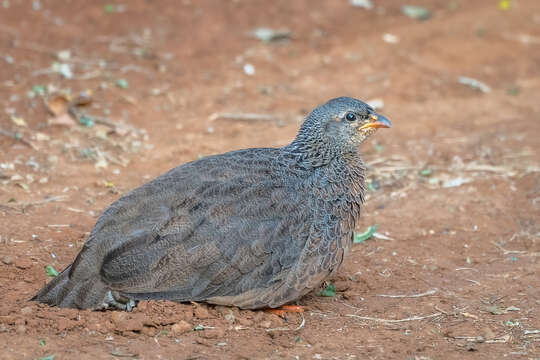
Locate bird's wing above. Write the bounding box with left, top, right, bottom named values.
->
left=80, top=149, right=316, bottom=302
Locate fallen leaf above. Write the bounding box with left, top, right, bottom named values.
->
left=401, top=5, right=431, bottom=20
left=486, top=305, right=519, bottom=315
left=37, top=355, right=55, bottom=360
left=354, top=224, right=379, bottom=243
left=48, top=113, right=76, bottom=127
left=35, top=132, right=50, bottom=141
left=10, top=116, right=27, bottom=127
left=45, top=265, right=59, bottom=277
left=46, top=95, right=70, bottom=116
left=116, top=79, right=129, bottom=89
left=350, top=0, right=373, bottom=9
left=32, top=85, right=46, bottom=97
left=79, top=115, right=95, bottom=127
left=320, top=283, right=336, bottom=297
left=72, top=90, right=93, bottom=106
left=249, top=28, right=291, bottom=43
left=458, top=76, right=491, bottom=93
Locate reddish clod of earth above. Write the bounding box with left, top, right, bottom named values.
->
left=0, top=1, right=538, bottom=359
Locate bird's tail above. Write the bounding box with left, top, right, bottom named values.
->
left=31, top=265, right=109, bottom=309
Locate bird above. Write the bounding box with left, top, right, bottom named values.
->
left=32, top=97, right=391, bottom=311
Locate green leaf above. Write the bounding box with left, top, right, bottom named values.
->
left=401, top=5, right=431, bottom=20
left=354, top=224, right=379, bottom=244
left=320, top=283, right=336, bottom=297
left=115, top=79, right=129, bottom=89
left=39, top=339, right=46, bottom=346
left=37, top=355, right=55, bottom=360
left=79, top=115, right=95, bottom=127
left=32, top=85, right=46, bottom=96
left=104, top=4, right=116, bottom=13
left=419, top=168, right=433, bottom=177
left=193, top=324, right=205, bottom=331
left=45, top=265, right=58, bottom=277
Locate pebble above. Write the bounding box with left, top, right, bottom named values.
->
left=193, top=305, right=209, bottom=319
left=1, top=255, right=13, bottom=265
left=111, top=312, right=145, bottom=332
left=20, top=306, right=32, bottom=315
left=171, top=320, right=192, bottom=335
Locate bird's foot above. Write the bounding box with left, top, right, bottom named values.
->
left=265, top=305, right=304, bottom=318
left=102, top=290, right=138, bottom=312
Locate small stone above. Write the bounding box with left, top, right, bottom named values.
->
left=171, top=320, right=192, bottom=335
left=243, top=63, right=255, bottom=76
left=193, top=305, right=209, bottom=319
left=110, top=311, right=128, bottom=326
left=1, top=255, right=13, bottom=265
left=237, top=317, right=253, bottom=326
left=259, top=320, right=271, bottom=329
left=20, top=306, right=32, bottom=315
left=114, top=313, right=145, bottom=332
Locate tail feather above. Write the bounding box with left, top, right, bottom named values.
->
left=31, top=265, right=73, bottom=305
left=32, top=265, right=109, bottom=309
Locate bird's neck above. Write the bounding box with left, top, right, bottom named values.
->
left=286, top=137, right=340, bottom=168
left=284, top=141, right=365, bottom=198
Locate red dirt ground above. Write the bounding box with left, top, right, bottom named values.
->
left=0, top=1, right=539, bottom=359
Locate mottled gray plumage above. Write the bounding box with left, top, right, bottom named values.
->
left=33, top=97, right=391, bottom=310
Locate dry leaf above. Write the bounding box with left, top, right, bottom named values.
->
left=48, top=113, right=76, bottom=127
left=113, top=124, right=131, bottom=136
left=11, top=116, right=27, bottom=127
left=46, top=95, right=70, bottom=116
left=72, top=90, right=93, bottom=106
left=35, top=132, right=50, bottom=141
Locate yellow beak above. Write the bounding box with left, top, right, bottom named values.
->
left=359, top=113, right=392, bottom=130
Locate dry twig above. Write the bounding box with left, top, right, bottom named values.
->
left=266, top=313, right=305, bottom=332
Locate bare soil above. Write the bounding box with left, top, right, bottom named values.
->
left=0, top=1, right=539, bottom=359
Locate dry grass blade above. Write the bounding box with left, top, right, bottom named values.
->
left=346, top=312, right=442, bottom=323
left=376, top=288, right=438, bottom=298
left=0, top=128, right=37, bottom=149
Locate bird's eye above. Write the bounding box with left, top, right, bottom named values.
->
left=345, top=113, right=356, bottom=122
